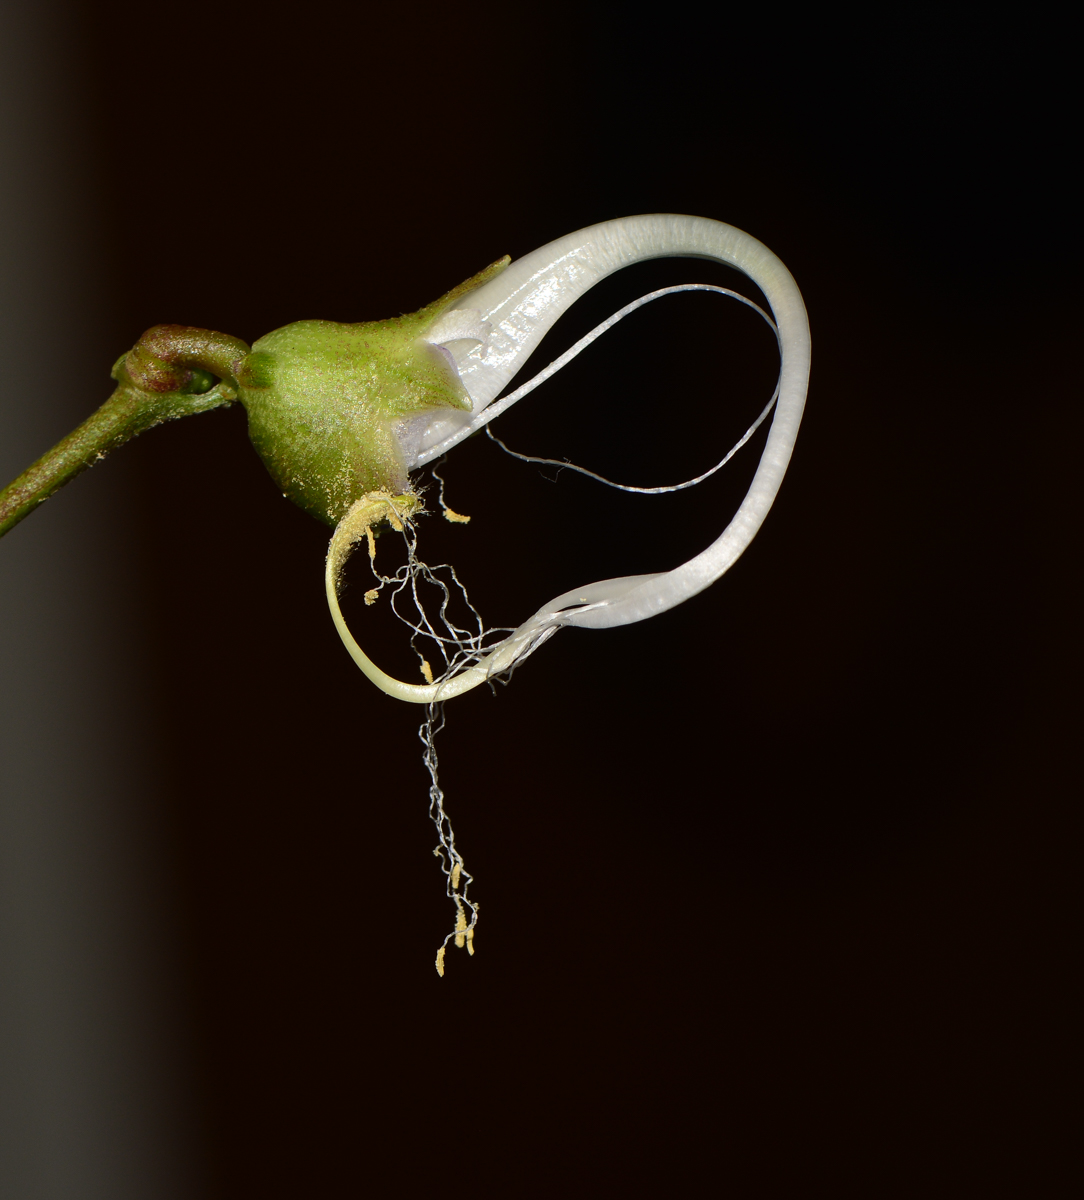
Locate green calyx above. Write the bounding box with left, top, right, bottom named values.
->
left=0, top=256, right=509, bottom=540
left=236, top=256, right=509, bottom=526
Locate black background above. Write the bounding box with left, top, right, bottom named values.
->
left=1, top=3, right=1077, bottom=1196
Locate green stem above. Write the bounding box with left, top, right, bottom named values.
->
left=0, top=325, right=249, bottom=538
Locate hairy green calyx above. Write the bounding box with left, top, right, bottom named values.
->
left=237, top=257, right=509, bottom=526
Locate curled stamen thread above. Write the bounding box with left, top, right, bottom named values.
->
left=423, top=704, right=478, bottom=974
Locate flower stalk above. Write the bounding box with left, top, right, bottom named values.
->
left=0, top=324, right=247, bottom=537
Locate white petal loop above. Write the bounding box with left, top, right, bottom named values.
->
left=335, top=214, right=811, bottom=702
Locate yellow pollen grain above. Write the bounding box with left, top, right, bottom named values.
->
left=443, top=507, right=471, bottom=524
left=420, top=660, right=434, bottom=684
left=364, top=588, right=379, bottom=606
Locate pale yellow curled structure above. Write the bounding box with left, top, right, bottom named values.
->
left=325, top=490, right=561, bottom=703
left=327, top=214, right=811, bottom=703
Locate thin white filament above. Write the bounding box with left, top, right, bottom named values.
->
left=480, top=284, right=781, bottom=494
left=485, top=387, right=776, bottom=493
left=421, top=703, right=478, bottom=973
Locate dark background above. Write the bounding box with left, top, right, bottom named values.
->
left=1, top=3, right=1076, bottom=1196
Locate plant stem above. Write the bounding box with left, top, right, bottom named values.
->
left=1, top=325, right=248, bottom=539
left=0, top=380, right=223, bottom=537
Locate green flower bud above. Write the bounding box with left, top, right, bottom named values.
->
left=236, top=256, right=509, bottom=526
